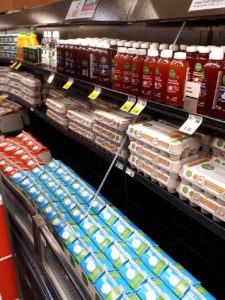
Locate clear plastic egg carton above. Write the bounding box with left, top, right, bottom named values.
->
left=23, top=94, right=42, bottom=106
left=46, top=109, right=69, bottom=127
left=0, top=85, right=9, bottom=92
left=177, top=182, right=225, bottom=222
left=0, top=77, right=9, bottom=85
left=46, top=97, right=80, bottom=115
left=180, top=158, right=225, bottom=204
left=129, top=154, right=179, bottom=193
left=68, top=121, right=95, bottom=141
left=95, top=135, right=129, bottom=160
left=9, top=88, right=21, bottom=97
left=90, top=98, right=117, bottom=110
left=127, top=120, right=201, bottom=161
left=129, top=140, right=199, bottom=177
left=66, top=110, right=95, bottom=129
left=93, top=122, right=125, bottom=144
left=211, top=137, right=225, bottom=158
left=9, top=80, right=21, bottom=90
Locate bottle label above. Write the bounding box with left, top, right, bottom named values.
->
left=90, top=54, right=97, bottom=79
left=114, top=69, right=122, bottom=88
left=82, top=60, right=89, bottom=77
left=142, top=65, right=155, bottom=96
left=123, top=62, right=132, bottom=84
left=217, top=75, right=225, bottom=110
left=192, top=63, right=203, bottom=83
left=212, top=71, right=223, bottom=109
left=154, top=67, right=163, bottom=98
left=99, top=56, right=109, bottom=77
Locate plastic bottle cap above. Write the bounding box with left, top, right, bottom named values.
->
left=207, top=45, right=217, bottom=51
left=53, top=31, right=59, bottom=38
left=147, top=49, right=159, bottom=57
left=127, top=48, right=137, bottom=55
left=137, top=49, right=146, bottom=56
left=209, top=49, right=224, bottom=60
left=150, top=44, right=159, bottom=50
left=169, top=44, right=179, bottom=51
left=81, top=40, right=89, bottom=46
left=47, top=31, right=51, bottom=38
left=160, top=49, right=173, bottom=58
left=159, top=43, right=169, bottom=51
left=151, top=42, right=159, bottom=48
left=141, top=42, right=150, bottom=49
left=43, top=31, right=48, bottom=37
left=117, top=47, right=127, bottom=54
left=180, top=44, right=188, bottom=51
left=103, top=42, right=110, bottom=49
left=198, top=46, right=210, bottom=54
left=132, top=42, right=142, bottom=48
left=174, top=52, right=187, bottom=59
left=110, top=40, right=117, bottom=46
left=125, top=42, right=132, bottom=47
left=117, top=41, right=125, bottom=46
left=186, top=46, right=197, bottom=53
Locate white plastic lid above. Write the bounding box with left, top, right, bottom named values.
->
left=147, top=49, right=159, bottom=57
left=198, top=46, right=210, bottom=54
left=103, top=42, right=110, bottom=49
left=125, top=41, right=132, bottom=47
left=132, top=42, right=142, bottom=48
left=117, top=41, right=125, bottom=47
left=209, top=49, right=224, bottom=60
left=117, top=47, right=127, bottom=54
left=127, top=48, right=137, bottom=55
left=137, top=49, right=146, bottom=56
left=174, top=52, right=187, bottom=59
left=220, top=46, right=225, bottom=53
left=151, top=42, right=159, bottom=48
left=110, top=40, right=117, bottom=46
left=160, top=49, right=173, bottom=58
left=186, top=46, right=197, bottom=53
left=207, top=45, right=217, bottom=51
left=169, top=44, right=179, bottom=51
left=159, top=43, right=169, bottom=50
left=43, top=31, right=48, bottom=37
left=180, top=44, right=188, bottom=51
left=47, top=31, right=51, bottom=37
left=53, top=31, right=60, bottom=38
left=141, top=42, right=151, bottom=49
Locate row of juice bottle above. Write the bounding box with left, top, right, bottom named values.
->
left=16, top=32, right=39, bottom=61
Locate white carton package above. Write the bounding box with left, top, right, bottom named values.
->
left=22, top=76, right=41, bottom=88
left=23, top=94, right=42, bottom=106
left=9, top=88, right=22, bottom=97
left=211, top=137, right=225, bottom=157
left=0, top=85, right=9, bottom=92
left=93, top=122, right=125, bottom=144
left=67, top=110, right=95, bottom=129
left=127, top=120, right=200, bottom=160
left=67, top=96, right=91, bottom=110
left=9, top=80, right=21, bottom=89
left=8, top=71, right=21, bottom=81
left=46, top=109, right=69, bottom=127
left=46, top=97, right=80, bottom=115
left=69, top=122, right=95, bottom=141
left=90, top=98, right=117, bottom=110
left=0, top=67, right=10, bottom=74
left=0, top=77, right=9, bottom=85
left=22, top=85, right=41, bottom=97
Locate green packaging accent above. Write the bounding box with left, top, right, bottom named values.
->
left=128, top=294, right=141, bottom=300
left=76, top=248, right=89, bottom=263
left=173, top=280, right=189, bottom=298
left=120, top=228, right=132, bottom=240
left=65, top=234, right=76, bottom=247
left=195, top=285, right=207, bottom=294
left=152, top=260, right=167, bottom=275
left=99, top=238, right=111, bottom=251
left=89, top=266, right=104, bottom=283
left=130, top=273, right=145, bottom=290
left=87, top=224, right=98, bottom=236
left=135, top=242, right=148, bottom=256
left=106, top=214, right=118, bottom=227
left=105, top=288, right=121, bottom=300
left=114, top=257, right=126, bottom=269
left=152, top=278, right=163, bottom=286
left=174, top=263, right=184, bottom=271
left=110, top=271, right=120, bottom=279
left=70, top=254, right=76, bottom=267
left=82, top=272, right=89, bottom=287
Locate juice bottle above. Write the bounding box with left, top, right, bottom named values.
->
left=88, top=39, right=98, bottom=83
left=141, top=42, right=150, bottom=50
left=69, top=39, right=78, bottom=77
left=132, top=42, right=142, bottom=49
left=79, top=39, right=90, bottom=80
left=41, top=31, right=48, bottom=65
left=186, top=46, right=197, bottom=81
left=131, top=49, right=146, bottom=96
left=180, top=44, right=188, bottom=51
left=123, top=48, right=137, bottom=93
left=150, top=43, right=159, bottom=50
left=57, top=40, right=65, bottom=74
left=165, top=52, right=189, bottom=107
left=29, top=32, right=39, bottom=46
left=113, top=47, right=126, bottom=91
left=49, top=31, right=59, bottom=70
left=153, top=49, right=173, bottom=103
left=64, top=40, right=72, bottom=75
left=45, top=31, right=51, bottom=66
left=141, top=50, right=159, bottom=100
left=98, top=42, right=112, bottom=88
left=159, top=43, right=169, bottom=52
left=197, top=49, right=224, bottom=116
left=192, top=46, right=209, bottom=83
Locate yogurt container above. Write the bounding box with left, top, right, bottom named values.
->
left=46, top=179, right=61, bottom=192
left=69, top=122, right=96, bottom=141
left=141, top=248, right=168, bottom=276
left=60, top=172, right=77, bottom=185
left=70, top=178, right=86, bottom=194
left=94, top=272, right=122, bottom=300
left=53, top=187, right=70, bottom=201
left=112, top=219, right=133, bottom=241
left=99, top=206, right=119, bottom=227
left=119, top=260, right=146, bottom=290
left=91, top=229, right=112, bottom=251
left=66, top=110, right=95, bottom=129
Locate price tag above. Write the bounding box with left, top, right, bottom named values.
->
left=120, top=96, right=136, bottom=112
left=10, top=61, right=17, bottom=69
left=88, top=86, right=102, bottom=100
left=125, top=167, right=135, bottom=177
left=179, top=114, right=203, bottom=135
left=130, top=99, right=147, bottom=115
left=63, top=78, right=74, bottom=90
left=47, top=73, right=55, bottom=84
left=0, top=94, right=8, bottom=101
left=14, top=62, right=22, bottom=70
left=115, top=161, right=124, bottom=170
left=185, top=82, right=201, bottom=99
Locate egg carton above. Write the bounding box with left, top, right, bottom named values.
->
left=129, top=140, right=199, bottom=176
left=177, top=182, right=225, bottom=222
left=23, top=94, right=42, bottom=106
left=67, top=96, right=91, bottom=110
left=0, top=77, right=9, bottom=85
left=0, top=85, right=9, bottom=92
left=129, top=154, right=179, bottom=193
left=0, top=67, right=10, bottom=74
left=127, top=120, right=200, bottom=161
left=8, top=71, right=21, bottom=81
left=211, top=137, right=225, bottom=158
left=9, top=80, right=21, bottom=90
left=9, top=88, right=21, bottom=97
left=22, top=84, right=41, bottom=97
left=69, top=122, right=95, bottom=141
left=46, top=97, right=80, bottom=115
left=46, top=109, right=69, bottom=127
left=48, top=89, right=65, bottom=99
left=0, top=107, right=12, bottom=116
left=66, top=110, right=95, bottom=129
left=0, top=99, right=22, bottom=111
left=22, top=76, right=41, bottom=88
left=95, top=135, right=129, bottom=160
left=90, top=98, right=117, bottom=110
left=93, top=122, right=125, bottom=144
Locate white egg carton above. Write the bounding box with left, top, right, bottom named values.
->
left=46, top=97, right=79, bottom=115
left=129, top=140, right=199, bottom=175
left=129, top=154, right=179, bottom=193
left=9, top=80, right=21, bottom=89
left=0, top=67, right=10, bottom=74
left=0, top=99, right=22, bottom=111
left=0, top=85, right=9, bottom=92
left=0, top=77, right=9, bottom=84
left=8, top=71, right=21, bottom=81
left=67, top=96, right=91, bottom=110
left=177, top=182, right=225, bottom=222
left=94, top=109, right=139, bottom=132
left=127, top=120, right=200, bottom=161
left=90, top=98, right=117, bottom=110
left=211, top=156, right=225, bottom=165
left=48, top=89, right=65, bottom=99
left=180, top=158, right=225, bottom=202
left=95, top=135, right=129, bottom=160
left=69, top=122, right=95, bottom=141
left=46, top=109, right=69, bottom=127
left=23, top=94, right=42, bottom=106
left=22, top=85, right=41, bottom=97
left=9, top=88, right=21, bottom=97
left=93, top=122, right=125, bottom=144
left=0, top=107, right=12, bottom=116
left=211, top=137, right=225, bottom=158
left=22, top=76, right=41, bottom=88
left=66, top=110, right=95, bottom=129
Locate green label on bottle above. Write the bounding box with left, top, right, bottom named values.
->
left=202, top=71, right=205, bottom=81
left=132, top=63, right=137, bottom=72
left=223, top=75, right=225, bottom=86
left=143, top=66, right=149, bottom=75
left=195, top=63, right=202, bottom=72
left=124, top=62, right=130, bottom=71
left=155, top=67, right=160, bottom=75
left=114, top=61, right=118, bottom=69
left=100, top=56, right=107, bottom=64
left=169, top=69, right=176, bottom=79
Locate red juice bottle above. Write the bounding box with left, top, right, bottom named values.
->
left=153, top=49, right=173, bottom=103
left=131, top=49, right=146, bottom=96
left=65, top=40, right=72, bottom=76
left=192, top=46, right=209, bottom=83
left=186, top=46, right=197, bottom=81
left=113, top=47, right=127, bottom=92
left=141, top=50, right=159, bottom=100
left=57, top=40, right=65, bottom=74
left=98, top=42, right=112, bottom=88
left=165, top=52, right=189, bottom=108
left=123, top=48, right=137, bottom=93
left=88, top=39, right=99, bottom=83
left=197, top=49, right=224, bottom=116
left=79, top=39, right=90, bottom=80
left=159, top=43, right=169, bottom=52
left=70, top=39, right=80, bottom=78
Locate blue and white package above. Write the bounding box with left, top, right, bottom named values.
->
left=61, top=173, right=77, bottom=185
left=19, top=177, right=35, bottom=190
left=112, top=219, right=133, bottom=241
left=34, top=193, right=50, bottom=209
left=108, top=270, right=134, bottom=296
left=117, top=241, right=139, bottom=260
left=94, top=273, right=122, bottom=300
left=152, top=278, right=179, bottom=300
left=70, top=205, right=86, bottom=224
left=91, top=229, right=112, bottom=251
left=61, top=196, right=77, bottom=211
left=80, top=253, right=105, bottom=283
left=174, top=263, right=200, bottom=286
left=54, top=187, right=70, bottom=201
left=41, top=203, right=58, bottom=221
left=46, top=179, right=61, bottom=192
left=54, top=202, right=67, bottom=214
left=78, top=188, right=95, bottom=203
left=126, top=232, right=149, bottom=257
left=39, top=172, right=52, bottom=184
left=136, top=280, right=164, bottom=300
left=26, top=185, right=42, bottom=199
left=139, top=231, right=158, bottom=248
left=31, top=165, right=45, bottom=177
left=10, top=171, right=28, bottom=184
left=133, top=258, right=155, bottom=279
left=141, top=248, right=168, bottom=276
left=47, top=159, right=62, bottom=171
left=181, top=286, right=216, bottom=300
left=91, top=197, right=106, bottom=214
left=95, top=252, right=115, bottom=272
left=50, top=214, right=67, bottom=233
left=79, top=216, right=98, bottom=236
left=99, top=206, right=118, bottom=227
left=103, top=243, right=128, bottom=269
left=68, top=238, right=89, bottom=263
left=58, top=224, right=77, bottom=247
left=81, top=236, right=100, bottom=253
left=70, top=179, right=86, bottom=194
left=91, top=215, right=108, bottom=228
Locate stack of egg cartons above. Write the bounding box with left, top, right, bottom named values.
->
left=0, top=66, right=10, bottom=93
left=177, top=137, right=225, bottom=222
left=8, top=71, right=22, bottom=98
left=94, top=109, right=139, bottom=160
left=21, top=73, right=42, bottom=106
left=127, top=120, right=201, bottom=193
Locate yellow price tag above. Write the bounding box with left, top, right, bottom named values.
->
left=10, top=62, right=17, bottom=69
left=0, top=94, right=8, bottom=101
left=130, top=99, right=147, bottom=115
left=47, top=73, right=55, bottom=84
left=63, top=78, right=74, bottom=90
left=88, top=87, right=101, bottom=100
left=14, top=62, right=22, bottom=70
left=120, top=96, right=136, bottom=112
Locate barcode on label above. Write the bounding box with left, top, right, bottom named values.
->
left=179, top=114, right=203, bottom=135
left=125, top=167, right=135, bottom=177
left=115, top=161, right=124, bottom=170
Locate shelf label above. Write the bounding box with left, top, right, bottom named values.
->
left=179, top=114, right=203, bottom=135
left=189, top=0, right=225, bottom=11
left=115, top=161, right=124, bottom=170
left=88, top=86, right=101, bottom=100
left=130, top=99, right=147, bottom=115
left=63, top=78, right=74, bottom=90
left=125, top=167, right=135, bottom=177
left=185, top=81, right=201, bottom=99
left=47, top=73, right=55, bottom=84
left=10, top=61, right=17, bottom=69
left=14, top=62, right=22, bottom=70
left=120, top=96, right=136, bottom=112
left=66, top=0, right=99, bottom=20
left=0, top=94, right=8, bottom=101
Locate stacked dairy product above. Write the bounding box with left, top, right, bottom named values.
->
left=127, top=120, right=201, bottom=193
left=2, top=152, right=215, bottom=300
left=94, top=109, right=139, bottom=160
left=0, top=67, right=10, bottom=92
left=178, top=137, right=225, bottom=222
left=0, top=34, right=18, bottom=60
